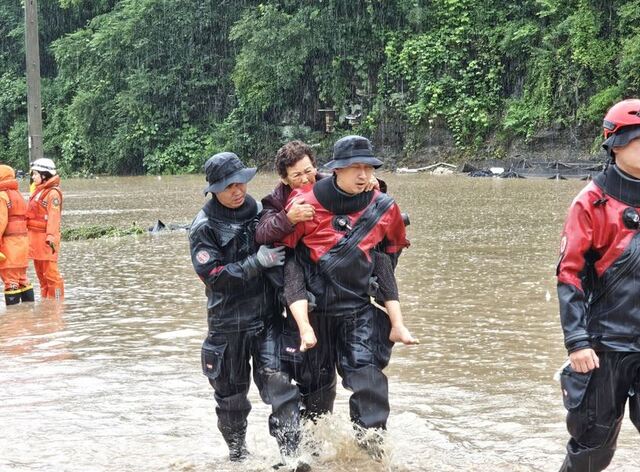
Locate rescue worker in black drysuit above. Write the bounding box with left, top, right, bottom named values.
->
left=189, top=152, right=302, bottom=463
left=280, top=136, right=410, bottom=454
left=557, top=98, right=640, bottom=471
left=255, top=141, right=383, bottom=424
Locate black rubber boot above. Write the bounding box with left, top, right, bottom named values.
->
left=270, top=422, right=311, bottom=472
left=218, top=420, right=249, bottom=462
left=301, top=377, right=337, bottom=422
left=4, top=292, right=20, bottom=305
left=355, top=428, right=386, bottom=461
left=273, top=460, right=311, bottom=472
left=278, top=430, right=302, bottom=457
left=20, top=287, right=35, bottom=302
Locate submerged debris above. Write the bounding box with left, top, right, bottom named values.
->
left=463, top=159, right=602, bottom=179
left=500, top=170, right=525, bottom=179
left=62, top=224, right=145, bottom=241
left=396, top=162, right=457, bottom=174
left=62, top=220, right=191, bottom=241
left=468, top=169, right=494, bottom=177
left=148, top=220, right=190, bottom=232
left=396, top=159, right=601, bottom=179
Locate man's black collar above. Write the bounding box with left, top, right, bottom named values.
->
left=594, top=165, right=640, bottom=207
left=204, top=194, right=258, bottom=223
left=313, top=175, right=373, bottom=214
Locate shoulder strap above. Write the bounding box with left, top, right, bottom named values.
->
left=35, top=186, right=61, bottom=204
left=318, top=192, right=394, bottom=275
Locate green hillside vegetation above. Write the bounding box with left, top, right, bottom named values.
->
left=1, top=0, right=639, bottom=174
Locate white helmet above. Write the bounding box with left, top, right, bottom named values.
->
left=30, top=158, right=57, bottom=175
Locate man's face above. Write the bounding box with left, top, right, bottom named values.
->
left=614, top=138, right=640, bottom=179
left=215, top=182, right=247, bottom=209
left=283, top=155, right=317, bottom=189
left=334, top=163, right=374, bottom=195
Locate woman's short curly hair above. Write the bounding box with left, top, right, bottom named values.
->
left=275, top=141, right=316, bottom=178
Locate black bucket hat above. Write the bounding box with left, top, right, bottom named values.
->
left=203, top=152, right=257, bottom=194
left=324, top=135, right=383, bottom=170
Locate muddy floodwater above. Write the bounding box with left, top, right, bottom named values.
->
left=2, top=173, right=640, bottom=472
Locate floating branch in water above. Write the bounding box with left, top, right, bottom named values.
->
left=61, top=224, right=145, bottom=241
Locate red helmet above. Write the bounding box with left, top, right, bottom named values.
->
left=602, top=99, right=640, bottom=158
left=603, top=99, right=640, bottom=138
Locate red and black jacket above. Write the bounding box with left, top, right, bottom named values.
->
left=256, top=174, right=387, bottom=245
left=256, top=173, right=328, bottom=245
left=281, top=176, right=408, bottom=317
left=557, top=165, right=640, bottom=353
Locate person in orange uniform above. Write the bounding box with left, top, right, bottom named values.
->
left=26, top=158, right=64, bottom=300
left=0, top=165, right=34, bottom=305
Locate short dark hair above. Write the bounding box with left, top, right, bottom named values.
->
left=274, top=141, right=316, bottom=178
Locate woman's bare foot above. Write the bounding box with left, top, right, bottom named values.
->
left=389, top=325, right=419, bottom=345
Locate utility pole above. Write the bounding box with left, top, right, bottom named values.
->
left=24, top=0, right=44, bottom=168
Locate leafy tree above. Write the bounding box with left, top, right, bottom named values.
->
left=49, top=0, right=255, bottom=174
left=383, top=0, right=504, bottom=152
left=2, top=0, right=640, bottom=173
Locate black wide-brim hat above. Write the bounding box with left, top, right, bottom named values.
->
left=203, top=152, right=257, bottom=194
left=324, top=135, right=383, bottom=170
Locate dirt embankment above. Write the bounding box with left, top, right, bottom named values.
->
left=376, top=125, right=605, bottom=170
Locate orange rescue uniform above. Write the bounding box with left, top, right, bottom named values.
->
left=27, top=174, right=64, bottom=299
left=0, top=166, right=33, bottom=304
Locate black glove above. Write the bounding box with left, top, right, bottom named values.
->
left=255, top=245, right=285, bottom=269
